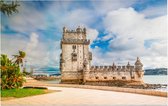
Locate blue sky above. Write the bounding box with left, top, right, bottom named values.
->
left=1, top=0, right=167, bottom=70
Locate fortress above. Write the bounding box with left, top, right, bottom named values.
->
left=60, top=27, right=144, bottom=85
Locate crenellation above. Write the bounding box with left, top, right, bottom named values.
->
left=60, top=27, right=144, bottom=84
left=63, top=27, right=86, bottom=34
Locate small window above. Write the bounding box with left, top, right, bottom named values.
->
left=72, top=45, right=76, bottom=49
left=95, top=77, right=99, bottom=79
left=104, top=77, right=107, bottom=79
left=131, top=76, right=135, bottom=79
left=122, top=77, right=126, bottom=80
left=113, top=77, right=116, bottom=80
left=72, top=53, right=77, bottom=61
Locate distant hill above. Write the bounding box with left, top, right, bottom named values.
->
left=34, top=67, right=60, bottom=75
left=144, top=68, right=167, bottom=75
left=34, top=67, right=167, bottom=76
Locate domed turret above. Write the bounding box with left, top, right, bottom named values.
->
left=76, top=26, right=82, bottom=33
left=63, top=26, right=67, bottom=33
left=135, top=57, right=143, bottom=66
left=112, top=62, right=116, bottom=68
left=135, top=57, right=143, bottom=71
left=127, top=62, right=130, bottom=68
left=83, top=27, right=86, bottom=34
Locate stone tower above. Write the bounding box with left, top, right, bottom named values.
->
left=135, top=57, right=144, bottom=79
left=60, top=26, right=92, bottom=84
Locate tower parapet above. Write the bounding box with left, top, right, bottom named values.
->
left=61, top=39, right=90, bottom=45
left=63, top=26, right=86, bottom=34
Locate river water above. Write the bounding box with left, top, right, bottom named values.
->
left=143, top=75, right=167, bottom=92
left=143, top=75, right=167, bottom=84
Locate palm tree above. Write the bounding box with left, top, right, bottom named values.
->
left=12, top=51, right=26, bottom=71
left=0, top=54, right=10, bottom=71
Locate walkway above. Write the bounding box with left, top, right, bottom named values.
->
left=1, top=86, right=167, bottom=106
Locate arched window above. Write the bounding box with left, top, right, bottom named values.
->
left=72, top=45, right=76, bottom=49
left=72, top=52, right=77, bottom=61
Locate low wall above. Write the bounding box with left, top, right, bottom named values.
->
left=54, top=84, right=167, bottom=97
left=24, top=78, right=167, bottom=97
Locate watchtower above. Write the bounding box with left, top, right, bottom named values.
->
left=60, top=26, right=92, bottom=84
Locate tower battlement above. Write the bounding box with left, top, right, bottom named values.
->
left=61, top=38, right=90, bottom=44
left=63, top=26, right=87, bottom=40
left=63, top=26, right=86, bottom=33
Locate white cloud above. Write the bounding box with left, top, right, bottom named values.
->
left=1, top=34, right=28, bottom=58
left=2, top=1, right=167, bottom=69
left=104, top=8, right=167, bottom=40
left=101, top=34, right=113, bottom=41
left=87, top=28, right=99, bottom=44
left=26, top=33, right=39, bottom=50
left=1, top=32, right=60, bottom=71
left=140, top=5, right=167, bottom=18
left=47, top=3, right=96, bottom=30
left=90, top=7, right=167, bottom=68
left=91, top=0, right=137, bottom=15
left=8, top=3, right=47, bottom=33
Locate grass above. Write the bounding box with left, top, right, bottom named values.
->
left=1, top=88, right=51, bottom=98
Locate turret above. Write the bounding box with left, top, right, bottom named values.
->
left=83, top=58, right=89, bottom=71
left=83, top=59, right=90, bottom=84
left=135, top=57, right=143, bottom=71
left=112, top=62, right=116, bottom=68
left=76, top=26, right=82, bottom=33
left=135, top=57, right=144, bottom=79
left=83, top=27, right=86, bottom=34
left=63, top=26, right=67, bottom=33
left=127, top=62, right=130, bottom=69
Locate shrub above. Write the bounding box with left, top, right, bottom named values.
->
left=0, top=51, right=26, bottom=90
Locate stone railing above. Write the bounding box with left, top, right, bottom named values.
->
left=90, top=65, right=135, bottom=72
left=62, top=39, right=90, bottom=44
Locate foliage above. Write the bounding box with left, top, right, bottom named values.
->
left=13, top=50, right=26, bottom=67
left=1, top=88, right=48, bottom=98
left=0, top=51, right=26, bottom=90
left=0, top=0, right=20, bottom=16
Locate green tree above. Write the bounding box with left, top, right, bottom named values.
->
left=13, top=51, right=26, bottom=67
left=0, top=51, right=26, bottom=90
left=0, top=0, right=20, bottom=16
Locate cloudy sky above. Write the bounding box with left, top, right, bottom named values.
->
left=1, top=0, right=167, bottom=70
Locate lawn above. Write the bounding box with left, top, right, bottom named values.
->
left=1, top=88, right=52, bottom=98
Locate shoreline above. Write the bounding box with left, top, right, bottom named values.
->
left=24, top=78, right=167, bottom=97
left=32, top=77, right=167, bottom=91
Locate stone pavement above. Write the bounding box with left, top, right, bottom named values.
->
left=1, top=86, right=167, bottom=106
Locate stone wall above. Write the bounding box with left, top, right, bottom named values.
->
left=61, top=71, right=83, bottom=84
left=85, top=65, right=144, bottom=83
